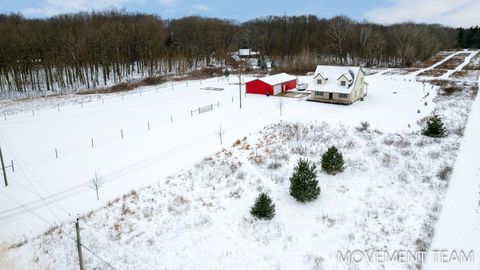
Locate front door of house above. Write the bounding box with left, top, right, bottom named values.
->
left=329, top=93, right=333, bottom=100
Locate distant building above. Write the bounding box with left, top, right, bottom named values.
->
left=246, top=73, right=297, bottom=96
left=307, top=65, right=368, bottom=105
left=236, top=49, right=260, bottom=58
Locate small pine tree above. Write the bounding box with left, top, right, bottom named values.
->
left=321, top=146, right=345, bottom=175
left=224, top=69, right=230, bottom=77
left=250, top=193, right=275, bottom=219
left=257, top=57, right=268, bottom=70
left=423, top=115, right=446, bottom=138
left=289, top=159, right=320, bottom=202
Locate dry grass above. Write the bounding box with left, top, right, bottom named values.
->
left=436, top=53, right=470, bottom=70
left=413, top=51, right=454, bottom=68
left=449, top=70, right=480, bottom=81
left=463, top=53, right=480, bottom=71
left=417, top=69, right=448, bottom=77
left=428, top=79, right=478, bottom=97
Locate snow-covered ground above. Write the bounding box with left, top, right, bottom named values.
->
left=424, top=67, right=480, bottom=270
left=0, top=50, right=479, bottom=269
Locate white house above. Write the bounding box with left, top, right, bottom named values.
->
left=307, top=65, right=368, bottom=105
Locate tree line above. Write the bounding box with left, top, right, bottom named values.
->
left=457, top=27, right=480, bottom=49
left=0, top=10, right=468, bottom=99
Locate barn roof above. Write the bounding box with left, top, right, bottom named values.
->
left=252, top=73, right=297, bottom=86
left=307, top=65, right=362, bottom=94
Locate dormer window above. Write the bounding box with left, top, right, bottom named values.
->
left=341, top=81, right=346, bottom=86
left=317, top=79, right=322, bottom=85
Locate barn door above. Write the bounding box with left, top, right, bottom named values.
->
left=329, top=93, right=333, bottom=100
left=273, top=84, right=282, bottom=95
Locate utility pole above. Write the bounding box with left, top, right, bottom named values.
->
left=238, top=62, right=242, bottom=109
left=0, top=146, right=8, bottom=187
left=75, top=218, right=85, bottom=270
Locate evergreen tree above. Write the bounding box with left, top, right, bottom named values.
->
left=224, top=69, right=230, bottom=77
left=423, top=114, right=446, bottom=137
left=257, top=57, right=268, bottom=70
left=321, top=146, right=345, bottom=175
left=289, top=159, right=320, bottom=202
left=250, top=193, right=275, bottom=219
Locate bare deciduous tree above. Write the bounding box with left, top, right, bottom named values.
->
left=218, top=124, right=225, bottom=145
left=327, top=16, right=353, bottom=64
left=89, top=171, right=104, bottom=201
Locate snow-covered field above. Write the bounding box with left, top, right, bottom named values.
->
left=0, top=50, right=479, bottom=269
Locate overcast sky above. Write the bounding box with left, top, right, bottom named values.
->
left=0, top=0, right=478, bottom=27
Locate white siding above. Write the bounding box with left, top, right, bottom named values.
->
left=273, top=84, right=282, bottom=95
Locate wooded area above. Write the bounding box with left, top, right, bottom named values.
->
left=0, top=11, right=467, bottom=99
left=457, top=27, right=480, bottom=49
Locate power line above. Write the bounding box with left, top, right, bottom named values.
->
left=81, top=221, right=157, bottom=269
left=0, top=192, right=116, bottom=270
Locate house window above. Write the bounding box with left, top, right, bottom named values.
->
left=339, top=93, right=348, bottom=98
left=340, top=81, right=346, bottom=86
left=315, top=91, right=324, bottom=96
left=317, top=79, right=322, bottom=84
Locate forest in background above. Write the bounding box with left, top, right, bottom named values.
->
left=0, top=10, right=472, bottom=99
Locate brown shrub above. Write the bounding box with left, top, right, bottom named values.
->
left=471, top=83, right=478, bottom=97
left=9, top=239, right=28, bottom=249
left=437, top=166, right=453, bottom=181
left=441, top=85, right=463, bottom=96
left=142, top=76, right=165, bottom=85
left=188, top=67, right=223, bottom=79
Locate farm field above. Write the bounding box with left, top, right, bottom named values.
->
left=0, top=50, right=479, bottom=269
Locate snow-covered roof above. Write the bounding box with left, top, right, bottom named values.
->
left=317, top=72, right=328, bottom=79
left=338, top=72, right=353, bottom=81
left=307, top=65, right=361, bottom=94
left=238, top=49, right=260, bottom=56
left=252, top=73, right=297, bottom=86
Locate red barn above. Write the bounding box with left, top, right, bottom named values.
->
left=246, top=73, right=297, bottom=96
